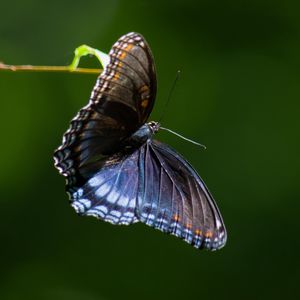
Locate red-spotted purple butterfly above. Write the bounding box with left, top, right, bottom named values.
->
left=54, top=32, right=227, bottom=250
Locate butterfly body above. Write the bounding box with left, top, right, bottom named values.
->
left=54, top=32, right=227, bottom=250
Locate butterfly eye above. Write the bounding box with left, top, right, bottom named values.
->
left=147, top=121, right=160, bottom=133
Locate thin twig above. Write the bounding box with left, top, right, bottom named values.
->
left=0, top=63, right=102, bottom=74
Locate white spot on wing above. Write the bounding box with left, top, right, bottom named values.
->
left=96, top=183, right=111, bottom=197
left=117, top=195, right=129, bottom=207
left=147, top=214, right=155, bottom=221
left=89, top=175, right=105, bottom=187
left=124, top=212, right=134, bottom=218
left=71, top=202, right=84, bottom=213
left=110, top=210, right=121, bottom=218
left=105, top=215, right=119, bottom=224
left=141, top=213, right=148, bottom=219
left=106, top=188, right=120, bottom=203
left=95, top=205, right=108, bottom=214
left=216, top=219, right=222, bottom=229
left=128, top=198, right=136, bottom=208
left=78, top=199, right=91, bottom=209
left=73, top=188, right=83, bottom=198
left=86, top=209, right=105, bottom=218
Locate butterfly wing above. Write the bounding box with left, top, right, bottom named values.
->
left=70, top=150, right=140, bottom=225
left=136, top=140, right=227, bottom=250
left=67, top=136, right=226, bottom=250
left=54, top=32, right=156, bottom=190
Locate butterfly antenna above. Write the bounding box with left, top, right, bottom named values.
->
left=160, top=126, right=207, bottom=149
left=158, top=70, right=181, bottom=122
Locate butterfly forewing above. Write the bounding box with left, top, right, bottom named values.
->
left=54, top=32, right=156, bottom=189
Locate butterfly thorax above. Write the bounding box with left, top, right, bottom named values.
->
left=121, top=121, right=160, bottom=151
left=101, top=121, right=159, bottom=169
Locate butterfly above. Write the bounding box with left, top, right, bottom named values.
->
left=54, top=32, right=227, bottom=250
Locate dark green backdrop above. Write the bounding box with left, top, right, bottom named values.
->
left=1, top=1, right=299, bottom=299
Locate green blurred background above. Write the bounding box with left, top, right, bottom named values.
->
left=1, top=0, right=299, bottom=299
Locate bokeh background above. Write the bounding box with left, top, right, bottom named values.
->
left=0, top=0, right=299, bottom=299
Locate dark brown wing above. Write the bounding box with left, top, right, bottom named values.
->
left=54, top=32, right=156, bottom=188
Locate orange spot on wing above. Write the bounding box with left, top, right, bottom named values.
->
left=113, top=72, right=120, bottom=81
left=186, top=223, right=192, bottom=230
left=119, top=51, right=126, bottom=60
left=141, top=99, right=149, bottom=108
left=124, top=44, right=133, bottom=51
left=195, top=229, right=202, bottom=235
left=139, top=85, right=149, bottom=93
left=205, top=231, right=213, bottom=238
left=173, top=214, right=181, bottom=222
left=118, top=44, right=134, bottom=60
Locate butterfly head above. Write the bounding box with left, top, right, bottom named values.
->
left=147, top=121, right=160, bottom=134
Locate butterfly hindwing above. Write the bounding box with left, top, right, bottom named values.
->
left=136, top=140, right=227, bottom=250
left=71, top=151, right=140, bottom=225
left=68, top=137, right=226, bottom=250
